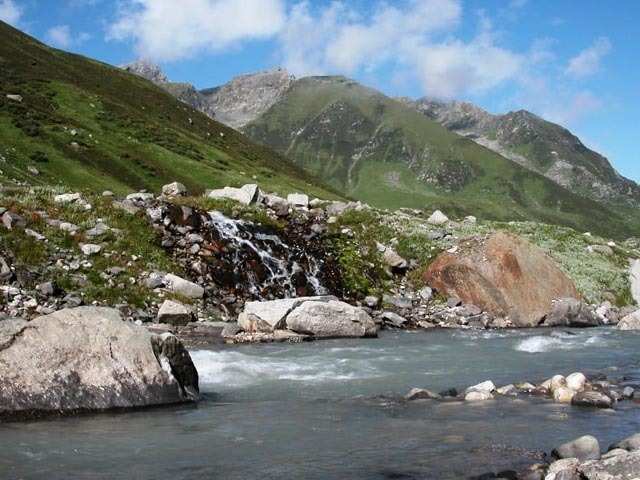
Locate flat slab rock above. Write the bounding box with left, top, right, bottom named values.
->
left=0, top=307, right=199, bottom=420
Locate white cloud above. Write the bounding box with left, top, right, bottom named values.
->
left=565, top=37, right=611, bottom=78
left=46, top=25, right=73, bottom=48
left=46, top=25, right=91, bottom=49
left=0, top=0, right=22, bottom=26
left=279, top=0, right=462, bottom=77
left=108, top=0, right=286, bottom=61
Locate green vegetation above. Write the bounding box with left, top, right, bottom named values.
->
left=0, top=188, right=180, bottom=307
left=244, top=76, right=640, bottom=239
left=0, top=21, right=343, bottom=201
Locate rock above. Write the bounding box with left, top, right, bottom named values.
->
left=286, top=300, right=378, bottom=338
left=221, top=323, right=242, bottom=339
left=364, top=296, right=379, bottom=308
left=419, top=287, right=433, bottom=302
left=578, top=450, right=640, bottom=479
left=571, top=391, right=613, bottom=409
left=566, top=372, right=587, bottom=392
left=238, top=296, right=335, bottom=333
left=2, top=211, right=26, bottom=230
left=6, top=94, right=23, bottom=102
left=157, top=300, right=194, bottom=326
left=496, top=384, right=518, bottom=396
left=145, top=272, right=166, bottom=289
left=0, top=256, right=12, bottom=282
left=622, top=386, right=635, bottom=399
left=543, top=298, right=600, bottom=327
left=552, top=435, right=601, bottom=462
left=383, top=294, right=413, bottom=309
left=113, top=200, right=140, bottom=215
left=207, top=184, right=260, bottom=205
left=54, top=193, right=82, bottom=204
left=126, top=192, right=155, bottom=202
left=263, top=194, right=289, bottom=216
left=287, top=193, right=309, bottom=208
left=546, top=458, right=580, bottom=480
left=424, top=232, right=580, bottom=327
left=464, top=215, right=477, bottom=224
left=36, top=282, right=55, bottom=296
left=0, top=307, right=198, bottom=419
left=80, top=243, right=102, bottom=256
left=610, top=433, right=640, bottom=452
left=466, top=380, right=496, bottom=395
left=629, top=259, right=640, bottom=306
left=27, top=166, right=39, bottom=176
left=162, top=182, right=187, bottom=197
left=381, top=311, right=408, bottom=328
left=405, top=388, right=441, bottom=401
left=553, top=386, right=576, bottom=404
left=618, top=310, right=640, bottom=330
left=427, top=210, right=449, bottom=225
left=164, top=273, right=204, bottom=299
left=25, top=229, right=45, bottom=241
left=382, top=247, right=408, bottom=272
left=549, top=375, right=567, bottom=392
left=465, top=391, right=494, bottom=402
left=102, top=190, right=114, bottom=197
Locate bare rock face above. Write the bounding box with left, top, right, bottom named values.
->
left=122, top=59, right=168, bottom=84
left=202, top=69, right=294, bottom=128
left=424, top=232, right=580, bottom=327
left=0, top=307, right=199, bottom=419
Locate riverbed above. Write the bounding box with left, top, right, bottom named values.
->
left=1, top=328, right=639, bottom=479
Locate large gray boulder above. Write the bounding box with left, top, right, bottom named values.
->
left=552, top=435, right=601, bottom=462
left=238, top=296, right=335, bottom=333
left=286, top=300, right=378, bottom=338
left=165, top=273, right=204, bottom=299
left=618, top=310, right=640, bottom=330
left=610, top=433, right=640, bottom=452
left=543, top=298, right=601, bottom=327
left=0, top=307, right=198, bottom=419
left=207, top=184, right=260, bottom=205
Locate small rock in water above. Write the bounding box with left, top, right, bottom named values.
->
left=571, top=391, right=613, bottom=409
left=405, top=388, right=441, bottom=401
left=465, top=391, right=494, bottom=402
left=609, top=433, right=640, bottom=452
left=466, top=380, right=496, bottom=395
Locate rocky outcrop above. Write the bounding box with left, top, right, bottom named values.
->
left=618, top=310, right=640, bottom=330
left=424, top=232, right=580, bottom=327
left=235, top=296, right=377, bottom=340
left=0, top=307, right=198, bottom=419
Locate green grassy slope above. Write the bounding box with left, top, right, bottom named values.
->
left=244, top=76, right=639, bottom=238
left=0, top=22, right=342, bottom=200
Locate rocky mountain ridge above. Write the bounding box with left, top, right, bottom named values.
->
left=121, top=60, right=293, bottom=128
left=402, top=97, right=640, bottom=206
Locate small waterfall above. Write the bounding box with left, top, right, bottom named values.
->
left=205, top=210, right=328, bottom=299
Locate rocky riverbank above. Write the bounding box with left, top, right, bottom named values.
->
left=2, top=182, right=640, bottom=347
left=473, top=432, right=640, bottom=479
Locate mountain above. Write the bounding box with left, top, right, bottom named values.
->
left=241, top=75, right=640, bottom=238
left=0, top=22, right=341, bottom=199
left=122, top=60, right=292, bottom=128
left=402, top=98, right=640, bottom=207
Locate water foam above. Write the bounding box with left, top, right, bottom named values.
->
left=515, top=332, right=607, bottom=353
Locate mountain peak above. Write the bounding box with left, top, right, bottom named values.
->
left=121, top=59, right=168, bottom=84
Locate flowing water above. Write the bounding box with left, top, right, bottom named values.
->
left=2, top=328, right=640, bottom=479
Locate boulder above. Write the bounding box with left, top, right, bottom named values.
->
left=287, top=193, right=309, bottom=208
left=0, top=307, right=198, bottom=419
left=610, top=433, right=640, bottom=452
left=543, top=298, right=600, bottom=327
left=427, top=210, right=449, bottom=225
left=423, top=232, right=580, bottom=327
left=54, top=192, right=82, bottom=204
left=380, top=245, right=408, bottom=272
left=164, top=273, right=204, bottom=299
left=162, top=182, right=187, bottom=197
left=263, top=194, right=289, bottom=216
left=157, top=300, right=194, bottom=326
left=238, top=296, right=336, bottom=333
left=578, top=450, right=640, bottom=479
left=466, top=380, right=496, bottom=395
left=207, top=184, right=260, bottom=205
left=552, top=435, right=601, bottom=462
left=465, top=391, right=494, bottom=402
left=286, top=300, right=378, bottom=338
left=380, top=311, right=408, bottom=328
left=571, top=391, right=613, bottom=409
left=405, top=388, right=441, bottom=401
left=566, top=372, right=587, bottom=391
left=630, top=259, right=640, bottom=306
left=553, top=386, right=576, bottom=404
left=618, top=310, right=640, bottom=330
left=2, top=211, right=26, bottom=230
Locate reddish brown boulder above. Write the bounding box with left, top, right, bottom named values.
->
left=424, top=232, right=579, bottom=327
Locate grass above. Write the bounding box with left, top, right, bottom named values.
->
left=0, top=22, right=344, bottom=203
left=0, top=188, right=181, bottom=307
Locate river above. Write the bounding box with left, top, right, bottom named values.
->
left=1, top=328, right=639, bottom=479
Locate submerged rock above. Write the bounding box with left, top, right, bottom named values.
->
left=424, top=232, right=580, bottom=327
left=0, top=307, right=198, bottom=420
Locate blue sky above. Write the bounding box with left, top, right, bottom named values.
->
left=2, top=0, right=639, bottom=181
